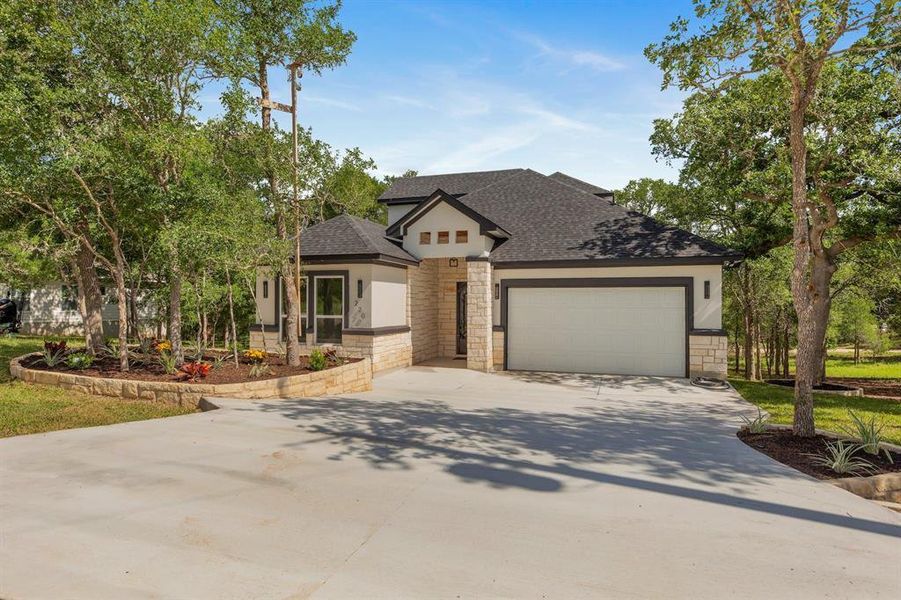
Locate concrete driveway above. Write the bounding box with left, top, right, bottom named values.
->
left=1, top=366, right=899, bottom=599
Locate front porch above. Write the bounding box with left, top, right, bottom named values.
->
left=407, top=256, right=494, bottom=372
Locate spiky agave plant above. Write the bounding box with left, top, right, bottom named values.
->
left=741, top=408, right=770, bottom=433
left=807, top=440, right=876, bottom=476
left=842, top=410, right=893, bottom=463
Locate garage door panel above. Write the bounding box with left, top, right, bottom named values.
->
left=507, top=286, right=685, bottom=377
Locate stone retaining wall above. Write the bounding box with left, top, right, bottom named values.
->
left=10, top=353, right=372, bottom=408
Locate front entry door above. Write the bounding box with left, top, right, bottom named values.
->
left=456, top=281, right=467, bottom=355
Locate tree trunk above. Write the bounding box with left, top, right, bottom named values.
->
left=733, top=335, right=740, bottom=375
left=854, top=340, right=860, bottom=364
left=169, top=272, right=183, bottom=364
left=226, top=268, right=240, bottom=367
left=782, top=325, right=791, bottom=379
left=743, top=310, right=755, bottom=380
left=73, top=242, right=104, bottom=354
left=258, top=58, right=302, bottom=366
left=111, top=270, right=129, bottom=371
left=754, top=321, right=762, bottom=380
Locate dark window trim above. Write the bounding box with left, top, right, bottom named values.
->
left=455, top=230, right=468, bottom=243
left=299, top=254, right=417, bottom=268
left=276, top=274, right=310, bottom=339
left=690, top=328, right=727, bottom=336
left=419, top=231, right=431, bottom=245
left=262, top=280, right=269, bottom=299
left=342, top=325, right=411, bottom=337
left=387, top=189, right=510, bottom=238
left=499, top=277, right=694, bottom=377
left=309, top=270, right=350, bottom=341
left=492, top=256, right=734, bottom=269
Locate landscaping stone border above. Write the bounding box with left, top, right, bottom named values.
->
left=760, top=423, right=901, bottom=508
left=9, top=353, right=372, bottom=408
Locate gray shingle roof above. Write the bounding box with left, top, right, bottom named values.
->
left=300, top=214, right=417, bottom=264
left=548, top=172, right=613, bottom=198
left=378, top=169, right=524, bottom=201
left=307, top=170, right=737, bottom=266
left=452, top=170, right=736, bottom=264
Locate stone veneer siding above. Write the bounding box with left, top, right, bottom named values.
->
left=689, top=334, right=728, bottom=379
left=407, top=260, right=439, bottom=363
left=492, top=329, right=505, bottom=370
left=466, top=260, right=493, bottom=372
left=248, top=330, right=410, bottom=374
left=10, top=354, right=372, bottom=408
left=343, top=331, right=412, bottom=373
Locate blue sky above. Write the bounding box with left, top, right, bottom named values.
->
left=204, top=0, right=697, bottom=190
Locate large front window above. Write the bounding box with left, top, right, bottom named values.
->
left=315, top=276, right=344, bottom=344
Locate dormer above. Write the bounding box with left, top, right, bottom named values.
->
left=386, top=189, right=510, bottom=260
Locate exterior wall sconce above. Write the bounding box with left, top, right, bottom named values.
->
left=449, top=258, right=458, bottom=267
left=357, top=279, right=363, bottom=299
left=494, top=283, right=499, bottom=299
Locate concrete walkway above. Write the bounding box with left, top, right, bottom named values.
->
left=1, top=366, right=899, bottom=599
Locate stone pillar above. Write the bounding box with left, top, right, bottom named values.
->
left=689, top=334, right=729, bottom=379
left=466, top=258, right=493, bottom=372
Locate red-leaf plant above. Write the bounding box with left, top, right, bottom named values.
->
left=177, top=361, right=212, bottom=382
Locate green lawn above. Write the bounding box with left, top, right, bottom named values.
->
left=0, top=336, right=194, bottom=438
left=729, top=352, right=901, bottom=380
left=730, top=378, right=901, bottom=445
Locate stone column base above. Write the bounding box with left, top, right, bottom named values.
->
left=689, top=334, right=728, bottom=379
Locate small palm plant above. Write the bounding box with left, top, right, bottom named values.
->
left=842, top=410, right=893, bottom=463
left=740, top=408, right=770, bottom=433
left=807, top=440, right=876, bottom=476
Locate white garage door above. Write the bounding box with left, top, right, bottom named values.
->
left=506, top=286, right=686, bottom=377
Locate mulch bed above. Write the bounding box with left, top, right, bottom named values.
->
left=738, top=429, right=901, bottom=480
left=21, top=352, right=358, bottom=385
left=829, top=378, right=901, bottom=401
left=765, top=378, right=860, bottom=392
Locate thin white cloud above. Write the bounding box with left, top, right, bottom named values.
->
left=301, top=95, right=362, bottom=112
left=425, top=125, right=540, bottom=173
left=516, top=106, right=598, bottom=132
left=382, top=94, right=435, bottom=110
left=515, top=32, right=625, bottom=72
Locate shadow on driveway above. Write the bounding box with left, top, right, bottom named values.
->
left=236, top=393, right=901, bottom=539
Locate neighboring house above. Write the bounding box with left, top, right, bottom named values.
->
left=250, top=169, right=738, bottom=378
left=1, top=283, right=158, bottom=337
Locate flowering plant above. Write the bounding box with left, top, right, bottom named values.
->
left=155, top=340, right=172, bottom=353
left=176, top=361, right=212, bottom=382
left=243, top=349, right=266, bottom=363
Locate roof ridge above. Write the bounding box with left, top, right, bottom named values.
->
left=342, top=213, right=378, bottom=250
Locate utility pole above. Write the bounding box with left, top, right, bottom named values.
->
left=257, top=60, right=304, bottom=340
left=289, top=61, right=303, bottom=328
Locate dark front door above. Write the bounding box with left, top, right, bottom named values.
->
left=456, top=281, right=467, bottom=355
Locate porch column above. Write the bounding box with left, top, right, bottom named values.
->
left=466, top=258, right=493, bottom=372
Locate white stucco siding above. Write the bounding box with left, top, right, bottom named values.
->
left=305, top=264, right=371, bottom=329
left=402, top=201, right=494, bottom=259
left=369, top=264, right=407, bottom=328
left=255, top=268, right=278, bottom=325
left=492, top=264, right=723, bottom=330
left=387, top=203, right=417, bottom=227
